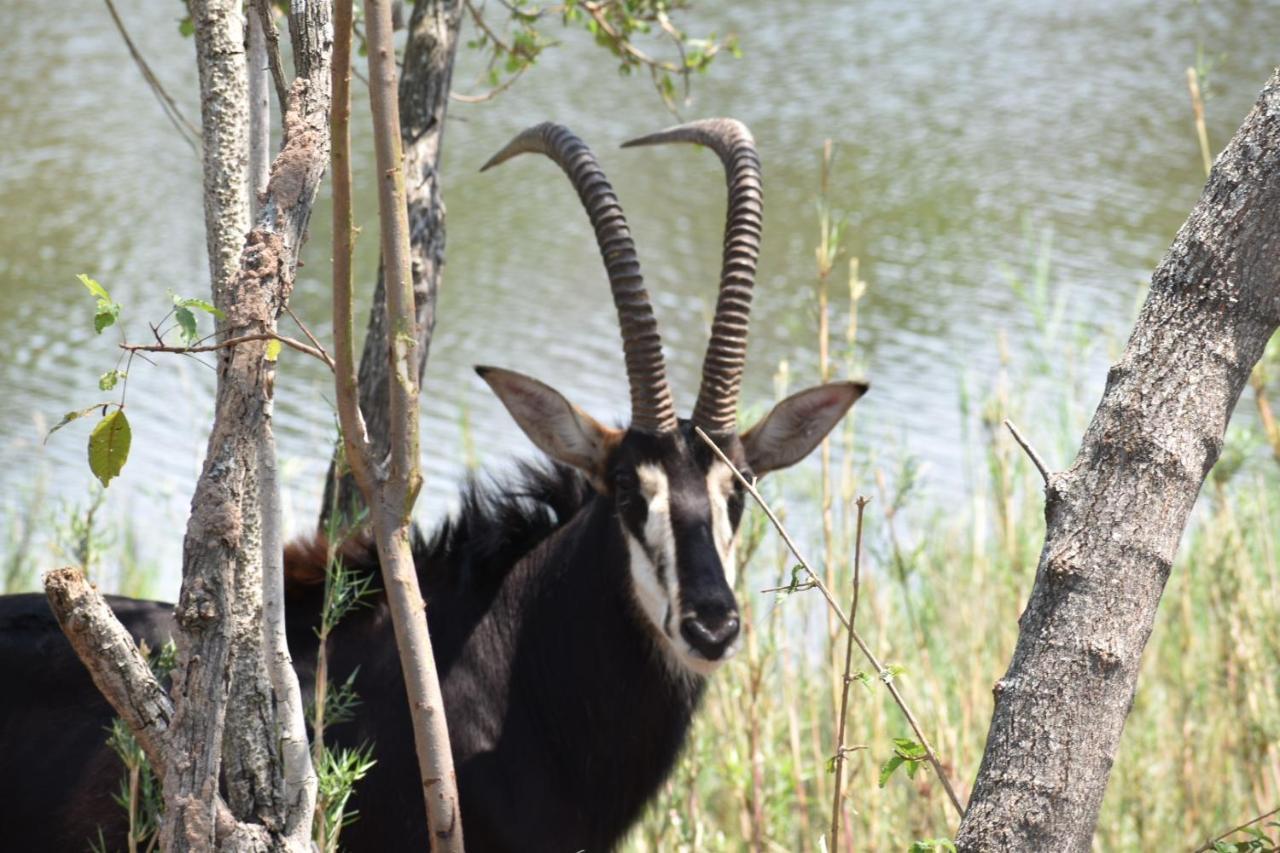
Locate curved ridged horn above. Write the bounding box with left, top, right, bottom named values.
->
left=622, top=119, right=762, bottom=435
left=482, top=123, right=678, bottom=434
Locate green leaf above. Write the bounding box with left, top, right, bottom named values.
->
left=178, top=17, right=194, bottom=37
left=94, top=309, right=119, bottom=334
left=881, top=663, right=907, bottom=682
left=81, top=274, right=121, bottom=334
left=892, top=737, right=928, bottom=760
left=877, top=755, right=904, bottom=788
left=174, top=306, right=198, bottom=345
left=99, top=369, right=125, bottom=391
left=88, top=409, right=132, bottom=487
left=173, top=295, right=225, bottom=319
left=78, top=274, right=112, bottom=302
left=909, top=840, right=956, bottom=853
left=46, top=404, right=113, bottom=443
left=265, top=338, right=282, bottom=362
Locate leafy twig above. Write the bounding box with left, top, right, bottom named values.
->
left=1195, top=805, right=1280, bottom=853
left=121, top=332, right=335, bottom=370
left=695, top=426, right=966, bottom=819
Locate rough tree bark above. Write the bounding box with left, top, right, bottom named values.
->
left=331, top=0, right=463, bottom=847
left=45, top=3, right=331, bottom=850
left=219, top=2, right=281, bottom=824
left=169, top=2, right=260, bottom=842
left=320, top=0, right=462, bottom=527
left=956, top=69, right=1280, bottom=852
left=164, top=0, right=331, bottom=845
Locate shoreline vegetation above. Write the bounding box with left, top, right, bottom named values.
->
left=6, top=143, right=1279, bottom=852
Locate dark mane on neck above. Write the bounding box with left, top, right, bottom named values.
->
left=422, top=461, right=595, bottom=591
left=284, top=461, right=594, bottom=600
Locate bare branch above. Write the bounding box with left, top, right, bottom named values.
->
left=450, top=63, right=528, bottom=102
left=332, top=0, right=377, bottom=493
left=1003, top=417, right=1051, bottom=485
left=284, top=305, right=330, bottom=361
left=43, top=568, right=175, bottom=775
left=829, top=495, right=870, bottom=848
left=250, top=0, right=290, bottom=123
left=102, top=0, right=201, bottom=152
left=121, top=333, right=335, bottom=371
left=351, top=0, right=465, bottom=847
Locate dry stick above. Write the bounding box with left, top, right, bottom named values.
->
left=1003, top=418, right=1051, bottom=485
left=251, top=0, right=290, bottom=124
left=1194, top=804, right=1280, bottom=853
left=335, top=1, right=464, bottom=848
left=830, top=496, right=871, bottom=849
left=695, top=427, right=966, bottom=819
left=284, top=304, right=331, bottom=361
left=102, top=0, right=201, bottom=151
left=121, top=333, right=334, bottom=370
left=1187, top=67, right=1214, bottom=178
left=331, top=0, right=375, bottom=490
left=44, top=567, right=176, bottom=774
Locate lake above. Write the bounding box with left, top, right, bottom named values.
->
left=0, top=0, right=1274, bottom=595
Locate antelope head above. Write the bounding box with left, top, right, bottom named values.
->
left=477, top=121, right=868, bottom=675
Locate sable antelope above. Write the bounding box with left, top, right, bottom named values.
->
left=0, top=119, right=866, bottom=852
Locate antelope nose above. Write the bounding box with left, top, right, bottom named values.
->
left=680, top=612, right=741, bottom=659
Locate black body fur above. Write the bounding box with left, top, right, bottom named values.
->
left=0, top=463, right=705, bottom=852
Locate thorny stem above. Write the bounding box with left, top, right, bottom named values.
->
left=829, top=496, right=869, bottom=849
left=694, top=427, right=966, bottom=819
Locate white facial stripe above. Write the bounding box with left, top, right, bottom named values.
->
left=626, top=464, right=677, bottom=639
left=706, top=462, right=738, bottom=589
left=624, top=461, right=739, bottom=675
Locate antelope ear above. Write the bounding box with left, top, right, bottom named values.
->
left=476, top=366, right=621, bottom=486
left=741, top=381, right=868, bottom=476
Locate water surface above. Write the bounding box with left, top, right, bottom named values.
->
left=0, top=0, right=1274, bottom=594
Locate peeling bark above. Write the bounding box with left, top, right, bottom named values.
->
left=321, top=0, right=462, bottom=527
left=956, top=70, right=1280, bottom=851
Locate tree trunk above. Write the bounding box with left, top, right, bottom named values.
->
left=320, top=0, right=462, bottom=527
left=956, top=70, right=1280, bottom=852
left=161, top=2, right=331, bottom=848
left=164, top=2, right=253, bottom=844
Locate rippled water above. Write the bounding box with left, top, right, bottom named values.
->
left=0, top=0, right=1274, bottom=595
